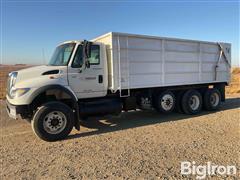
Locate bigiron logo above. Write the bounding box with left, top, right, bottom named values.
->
left=180, top=161, right=237, bottom=179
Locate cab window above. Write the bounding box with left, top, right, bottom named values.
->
left=89, top=45, right=100, bottom=65
left=49, top=43, right=75, bottom=66
left=72, top=45, right=83, bottom=68
left=71, top=44, right=100, bottom=68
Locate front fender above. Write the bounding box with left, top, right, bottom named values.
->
left=28, top=84, right=78, bottom=104
left=30, top=85, right=80, bottom=130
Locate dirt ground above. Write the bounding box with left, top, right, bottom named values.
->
left=0, top=94, right=239, bottom=179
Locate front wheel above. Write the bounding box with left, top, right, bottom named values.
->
left=31, top=101, right=74, bottom=142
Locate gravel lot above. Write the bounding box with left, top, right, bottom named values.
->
left=1, top=95, right=239, bottom=179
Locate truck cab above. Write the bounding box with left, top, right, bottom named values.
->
left=65, top=41, right=108, bottom=98
left=6, top=40, right=117, bottom=141
left=7, top=40, right=108, bottom=103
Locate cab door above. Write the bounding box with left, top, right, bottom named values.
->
left=68, top=44, right=106, bottom=99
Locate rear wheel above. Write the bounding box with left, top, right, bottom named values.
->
left=154, top=90, right=176, bottom=113
left=203, top=88, right=221, bottom=110
left=181, top=89, right=202, bottom=115
left=175, top=90, right=184, bottom=113
left=31, top=101, right=74, bottom=142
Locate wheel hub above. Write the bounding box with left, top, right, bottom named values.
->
left=43, top=111, right=67, bottom=134
left=210, top=92, right=219, bottom=107
left=165, top=99, right=171, bottom=106
left=161, top=94, right=174, bottom=111
left=189, top=95, right=200, bottom=110
left=50, top=117, right=60, bottom=127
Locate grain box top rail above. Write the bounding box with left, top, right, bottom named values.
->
left=92, top=32, right=230, bottom=45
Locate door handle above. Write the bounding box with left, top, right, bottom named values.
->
left=98, top=75, right=103, bottom=83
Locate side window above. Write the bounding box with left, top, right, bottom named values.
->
left=72, top=45, right=83, bottom=68
left=89, top=45, right=100, bottom=65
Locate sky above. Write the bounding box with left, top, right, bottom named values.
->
left=1, top=0, right=239, bottom=66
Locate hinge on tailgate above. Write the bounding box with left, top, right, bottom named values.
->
left=215, top=43, right=231, bottom=80
left=217, top=43, right=231, bottom=67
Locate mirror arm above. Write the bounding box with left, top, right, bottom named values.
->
left=82, top=40, right=91, bottom=69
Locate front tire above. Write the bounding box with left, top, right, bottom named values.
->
left=181, top=89, right=202, bottom=115
left=31, top=101, right=74, bottom=142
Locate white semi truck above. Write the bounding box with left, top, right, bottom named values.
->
left=6, top=32, right=231, bottom=141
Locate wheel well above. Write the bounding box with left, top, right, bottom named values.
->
left=30, top=89, right=75, bottom=116
left=29, top=87, right=80, bottom=131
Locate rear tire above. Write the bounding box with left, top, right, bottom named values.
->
left=31, top=101, right=74, bottom=142
left=181, top=89, right=202, bottom=115
left=154, top=90, right=176, bottom=113
left=175, top=90, right=184, bottom=113
left=203, top=88, right=221, bottom=111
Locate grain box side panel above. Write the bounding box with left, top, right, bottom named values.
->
left=112, top=33, right=164, bottom=89
left=99, top=32, right=231, bottom=91
left=164, top=40, right=200, bottom=84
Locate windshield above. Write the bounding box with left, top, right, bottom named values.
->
left=48, top=43, right=75, bottom=66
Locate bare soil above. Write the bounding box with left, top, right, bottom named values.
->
left=1, top=94, right=239, bottom=179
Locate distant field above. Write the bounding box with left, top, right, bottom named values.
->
left=226, top=67, right=240, bottom=94
left=0, top=65, right=239, bottom=99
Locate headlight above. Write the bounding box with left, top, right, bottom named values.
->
left=9, top=72, right=18, bottom=89
left=10, top=88, right=30, bottom=98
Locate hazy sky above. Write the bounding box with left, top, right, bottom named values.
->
left=1, top=1, right=239, bottom=66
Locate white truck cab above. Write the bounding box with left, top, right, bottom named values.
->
left=7, top=41, right=108, bottom=103
left=6, top=32, right=230, bottom=141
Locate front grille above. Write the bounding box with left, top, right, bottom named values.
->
left=6, top=75, right=11, bottom=97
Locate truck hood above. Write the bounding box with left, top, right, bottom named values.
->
left=14, top=65, right=68, bottom=88
left=16, top=65, right=67, bottom=79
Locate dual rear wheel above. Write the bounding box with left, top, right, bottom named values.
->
left=181, top=89, right=202, bottom=114
left=154, top=88, right=221, bottom=115
left=154, top=91, right=176, bottom=113
left=203, top=88, right=221, bottom=110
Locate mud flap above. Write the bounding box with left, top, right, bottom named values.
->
left=214, top=83, right=226, bottom=102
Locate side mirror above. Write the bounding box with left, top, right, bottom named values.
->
left=83, top=40, right=92, bottom=58
left=85, top=60, right=90, bottom=68
left=86, top=41, right=92, bottom=58
left=82, top=40, right=92, bottom=69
